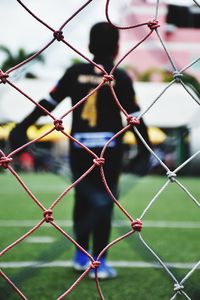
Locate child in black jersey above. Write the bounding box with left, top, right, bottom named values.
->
left=9, top=22, right=151, bottom=279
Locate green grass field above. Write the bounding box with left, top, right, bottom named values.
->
left=0, top=172, right=199, bottom=300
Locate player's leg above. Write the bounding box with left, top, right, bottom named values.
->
left=89, top=185, right=118, bottom=279
left=92, top=190, right=114, bottom=257
left=72, top=182, right=92, bottom=271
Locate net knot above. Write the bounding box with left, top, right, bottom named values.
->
left=0, top=156, right=13, bottom=169
left=131, top=219, right=143, bottom=231
left=103, top=74, right=114, bottom=83
left=43, top=209, right=54, bottom=222
left=53, top=30, right=64, bottom=41
left=127, top=115, right=140, bottom=126
left=93, top=158, right=105, bottom=167
left=54, top=119, right=64, bottom=131
left=0, top=70, right=9, bottom=84
left=90, top=260, right=101, bottom=269
left=174, top=283, right=184, bottom=294
left=173, top=71, right=183, bottom=82
left=167, top=171, right=177, bottom=182
left=147, top=20, right=160, bottom=30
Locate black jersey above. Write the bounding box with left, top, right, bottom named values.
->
left=50, top=60, right=139, bottom=135
left=49, top=59, right=140, bottom=183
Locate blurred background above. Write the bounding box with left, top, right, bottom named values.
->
left=0, top=0, right=200, bottom=175
left=0, top=2, right=200, bottom=300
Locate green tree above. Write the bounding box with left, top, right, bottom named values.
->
left=163, top=71, right=200, bottom=99
left=0, top=46, right=44, bottom=78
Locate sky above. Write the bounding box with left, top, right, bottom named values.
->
left=0, top=0, right=130, bottom=79
left=0, top=0, right=130, bottom=119
left=0, top=0, right=199, bottom=79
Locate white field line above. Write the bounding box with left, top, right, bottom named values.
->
left=0, top=261, right=199, bottom=270
left=0, top=220, right=200, bottom=229
left=25, top=236, right=55, bottom=243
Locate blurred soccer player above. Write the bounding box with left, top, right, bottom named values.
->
left=9, top=22, right=151, bottom=279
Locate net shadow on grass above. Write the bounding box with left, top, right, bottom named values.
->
left=0, top=234, right=74, bottom=300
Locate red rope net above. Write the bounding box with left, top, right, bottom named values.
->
left=0, top=1, right=199, bottom=299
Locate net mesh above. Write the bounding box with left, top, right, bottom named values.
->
left=0, top=0, right=200, bottom=299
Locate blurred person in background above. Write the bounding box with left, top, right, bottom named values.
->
left=9, top=22, right=151, bottom=279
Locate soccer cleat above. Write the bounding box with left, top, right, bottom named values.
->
left=73, top=250, right=90, bottom=271
left=89, top=257, right=117, bottom=279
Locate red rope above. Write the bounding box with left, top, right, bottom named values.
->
left=1, top=1, right=197, bottom=299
